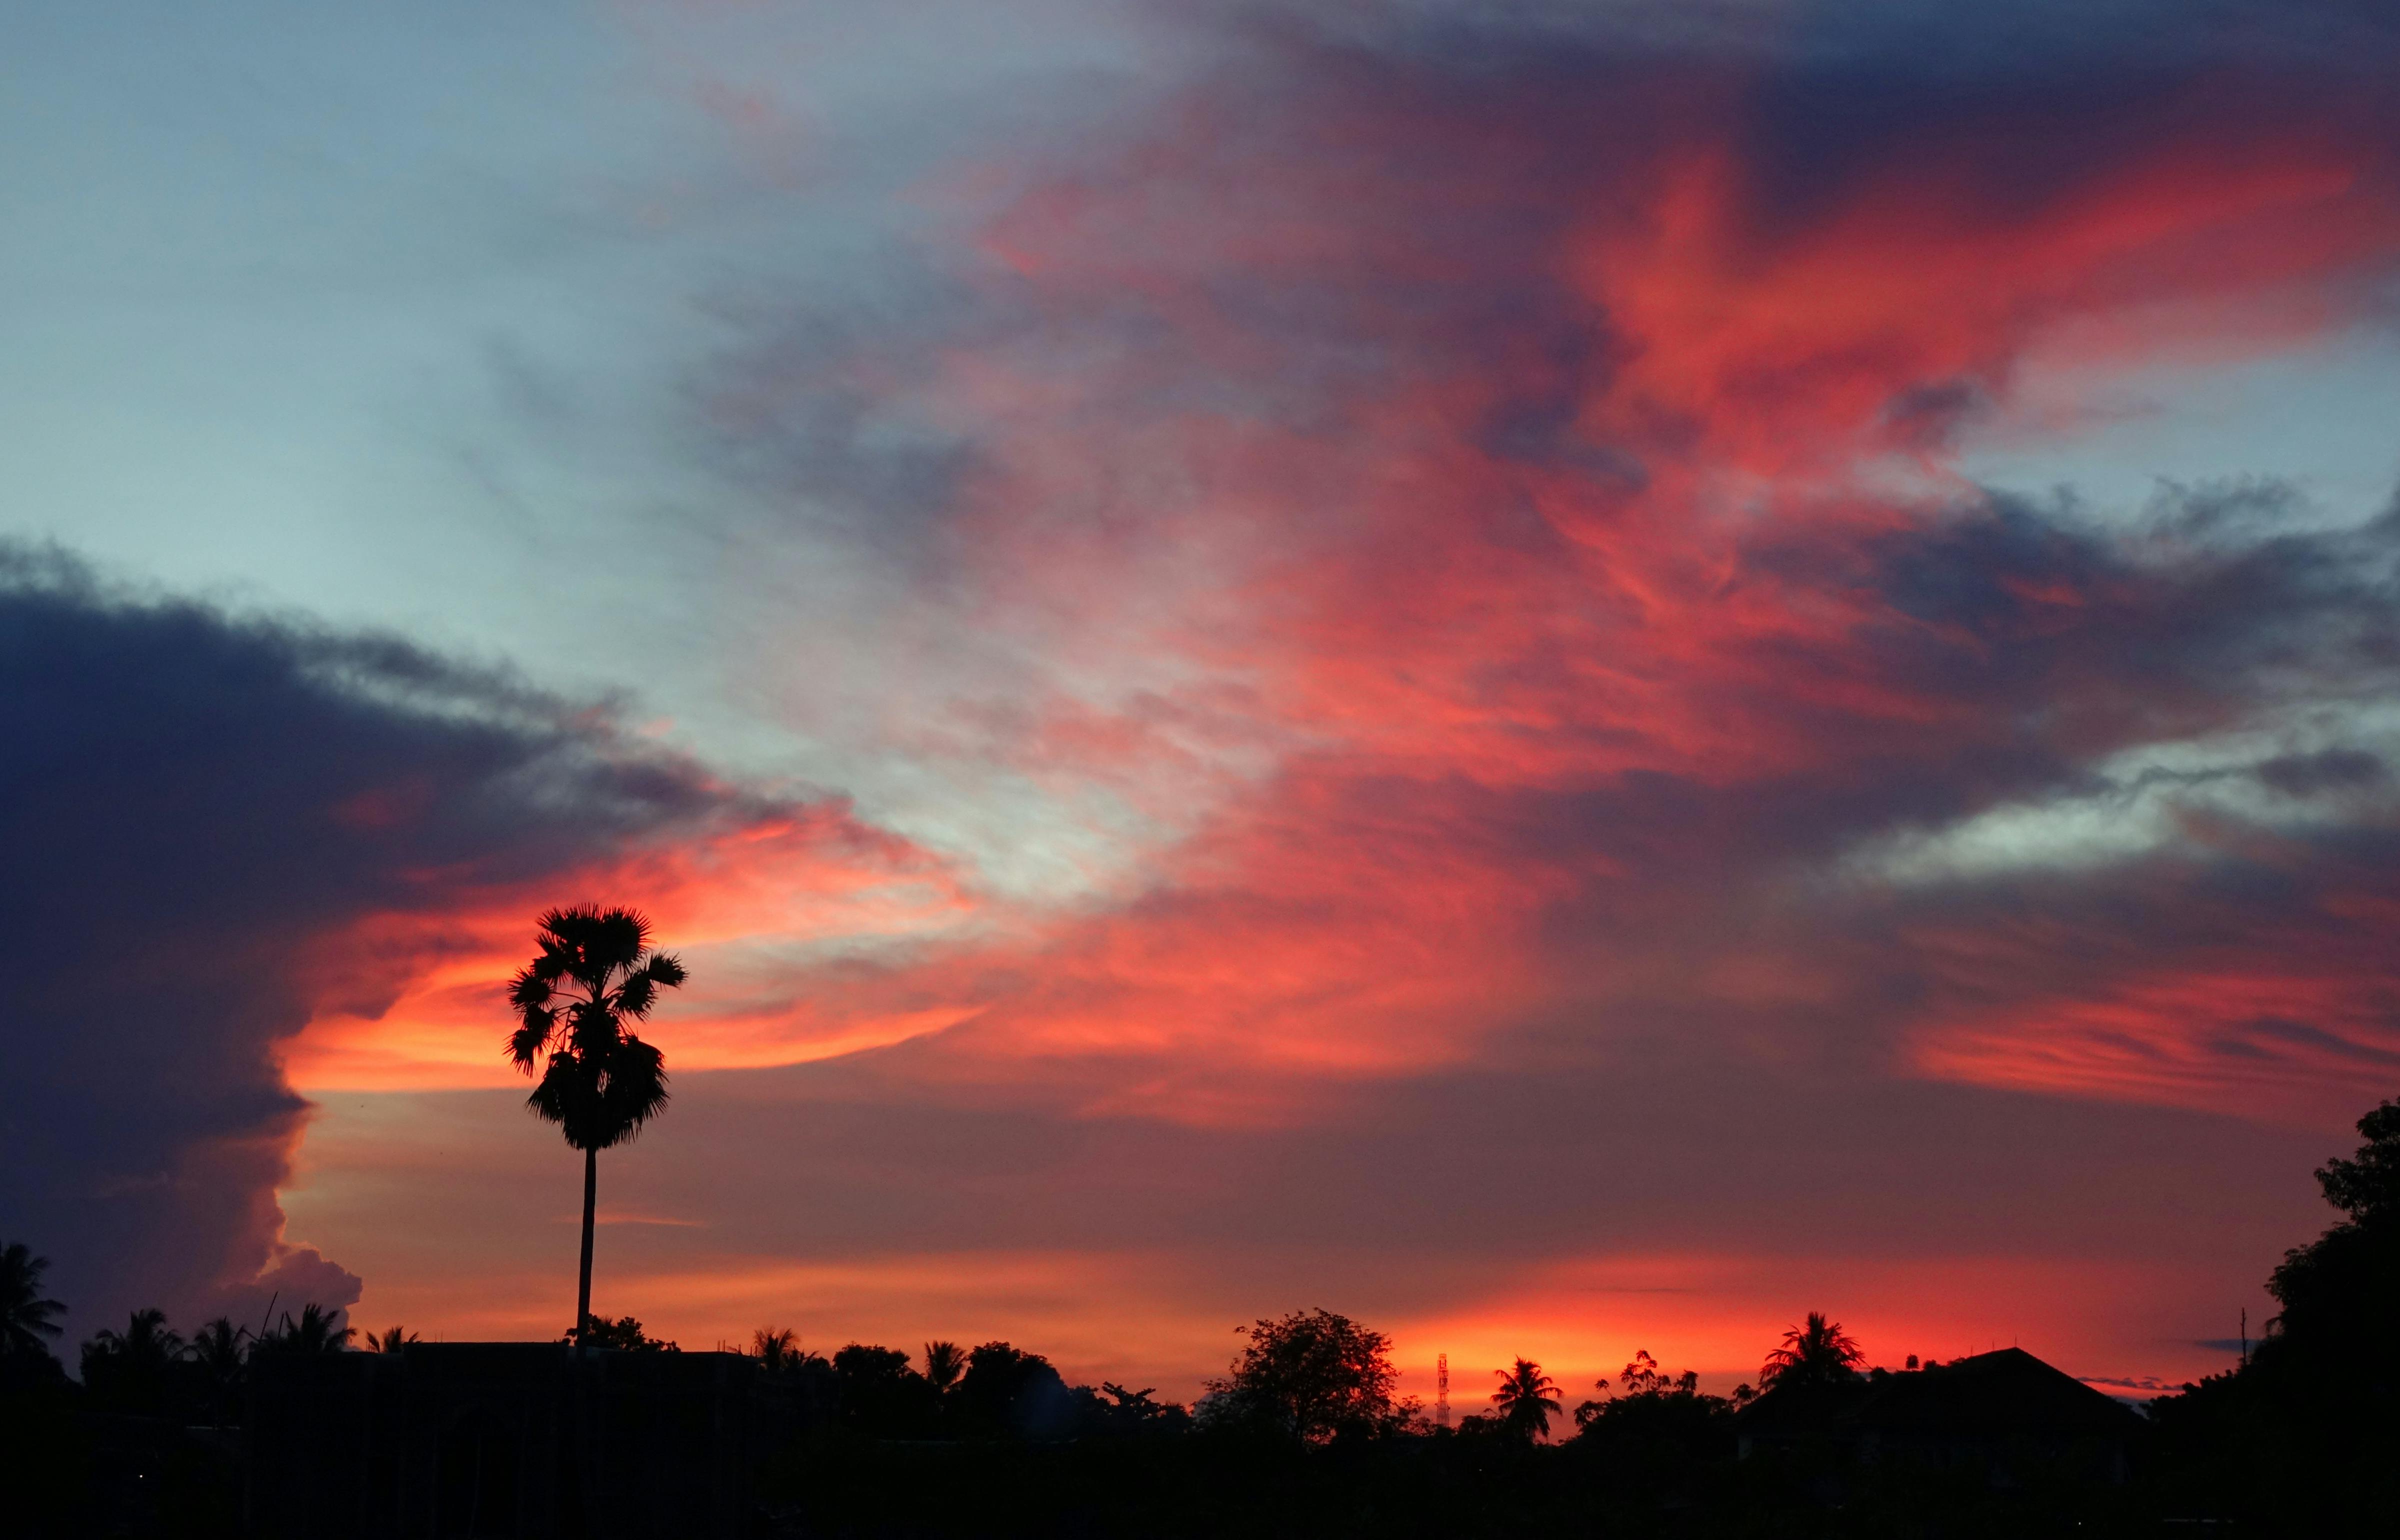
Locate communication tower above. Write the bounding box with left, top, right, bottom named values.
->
left=1436, top=1352, right=1450, bottom=1429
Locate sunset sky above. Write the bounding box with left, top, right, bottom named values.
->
left=7, top=0, right=2400, bottom=1408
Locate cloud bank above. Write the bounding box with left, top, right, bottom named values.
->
left=0, top=548, right=920, bottom=1342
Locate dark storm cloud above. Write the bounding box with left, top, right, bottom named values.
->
left=0, top=547, right=754, bottom=1345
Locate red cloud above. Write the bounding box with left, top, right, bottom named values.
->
left=710, top=28, right=2400, bottom=1125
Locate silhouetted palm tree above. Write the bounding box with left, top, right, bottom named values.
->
left=1490, top=1357, right=1562, bottom=1442
left=1760, top=1310, right=1863, bottom=1388
left=189, top=1318, right=251, bottom=1422
left=190, top=1317, right=248, bottom=1372
left=0, top=1242, right=66, bottom=1360
left=82, top=1308, right=188, bottom=1414
left=90, top=1307, right=184, bottom=1366
left=924, top=1340, right=966, bottom=1394
left=753, top=1328, right=808, bottom=1373
left=262, top=1303, right=354, bottom=1354
left=507, top=905, right=686, bottom=1343
left=366, top=1325, right=419, bottom=1353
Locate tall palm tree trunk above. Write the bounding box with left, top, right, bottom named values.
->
left=576, top=1146, right=597, bottom=1342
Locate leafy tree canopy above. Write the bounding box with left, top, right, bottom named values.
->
left=2313, top=1096, right=2400, bottom=1225
left=568, top=1314, right=676, bottom=1352
left=1201, top=1308, right=1412, bottom=1444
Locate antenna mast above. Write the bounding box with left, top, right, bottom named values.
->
left=1436, top=1352, right=1450, bottom=1430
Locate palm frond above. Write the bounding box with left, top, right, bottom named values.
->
left=526, top=1055, right=584, bottom=1130
left=508, top=1016, right=552, bottom=1071
left=590, top=1032, right=670, bottom=1147
left=593, top=908, right=650, bottom=968
left=0, top=1242, right=66, bottom=1350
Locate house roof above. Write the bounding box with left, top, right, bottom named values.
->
left=1736, top=1348, right=2140, bottom=1442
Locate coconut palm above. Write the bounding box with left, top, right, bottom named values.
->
left=753, top=1328, right=810, bottom=1373
left=87, top=1307, right=184, bottom=1366
left=1760, top=1310, right=1864, bottom=1389
left=507, top=905, right=686, bottom=1344
left=0, top=1242, right=66, bottom=1360
left=924, top=1340, right=966, bottom=1394
left=188, top=1318, right=252, bottom=1422
left=189, top=1317, right=249, bottom=1372
left=82, top=1307, right=188, bottom=1411
left=365, top=1325, right=419, bottom=1353
left=1490, top=1357, right=1562, bottom=1442
left=260, top=1303, right=354, bottom=1354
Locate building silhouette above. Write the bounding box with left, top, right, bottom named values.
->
left=1734, top=1346, right=2140, bottom=1485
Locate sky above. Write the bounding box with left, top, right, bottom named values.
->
left=4, top=0, right=2399, bottom=1407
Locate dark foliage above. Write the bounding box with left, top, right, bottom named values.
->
left=254, top=1301, right=356, bottom=1356
left=952, top=1340, right=1076, bottom=1440
left=572, top=1314, right=679, bottom=1352
left=832, top=1342, right=938, bottom=1436
left=1760, top=1310, right=1864, bottom=1390
left=1198, top=1308, right=1414, bottom=1444
left=0, top=1242, right=66, bottom=1365
left=2142, top=1094, right=2400, bottom=1530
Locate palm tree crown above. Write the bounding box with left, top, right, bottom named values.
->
left=1760, top=1310, right=1864, bottom=1389
left=924, top=1340, right=966, bottom=1393
left=0, top=1242, right=66, bottom=1360
left=752, top=1328, right=822, bottom=1374
left=1490, top=1356, right=1562, bottom=1441
left=190, top=1316, right=250, bottom=1376
left=92, top=1306, right=184, bottom=1364
left=260, top=1303, right=354, bottom=1354
left=509, top=906, right=684, bottom=1152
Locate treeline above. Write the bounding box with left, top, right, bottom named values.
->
left=742, top=1329, right=1190, bottom=1442
left=4, top=1092, right=2396, bottom=1536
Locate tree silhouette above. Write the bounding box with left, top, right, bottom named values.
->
left=1200, top=1308, right=1410, bottom=1444
left=924, top=1339, right=966, bottom=1394
left=507, top=904, right=686, bottom=1342
left=754, top=1327, right=814, bottom=1374
left=1575, top=1350, right=1706, bottom=1428
left=258, top=1303, right=354, bottom=1354
left=956, top=1341, right=1070, bottom=1438
left=834, top=1342, right=939, bottom=1436
left=86, top=1306, right=184, bottom=1366
left=1490, top=1357, right=1562, bottom=1442
left=189, top=1317, right=252, bottom=1423
left=365, top=1324, right=420, bottom=1353
left=1760, top=1310, right=1862, bottom=1389
left=2251, top=1094, right=2400, bottom=1424
left=82, top=1307, right=188, bottom=1412
left=0, top=1242, right=65, bottom=1361
left=2146, top=1093, right=2400, bottom=1527
left=2311, top=1096, right=2400, bottom=1224
left=574, top=1314, right=675, bottom=1352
